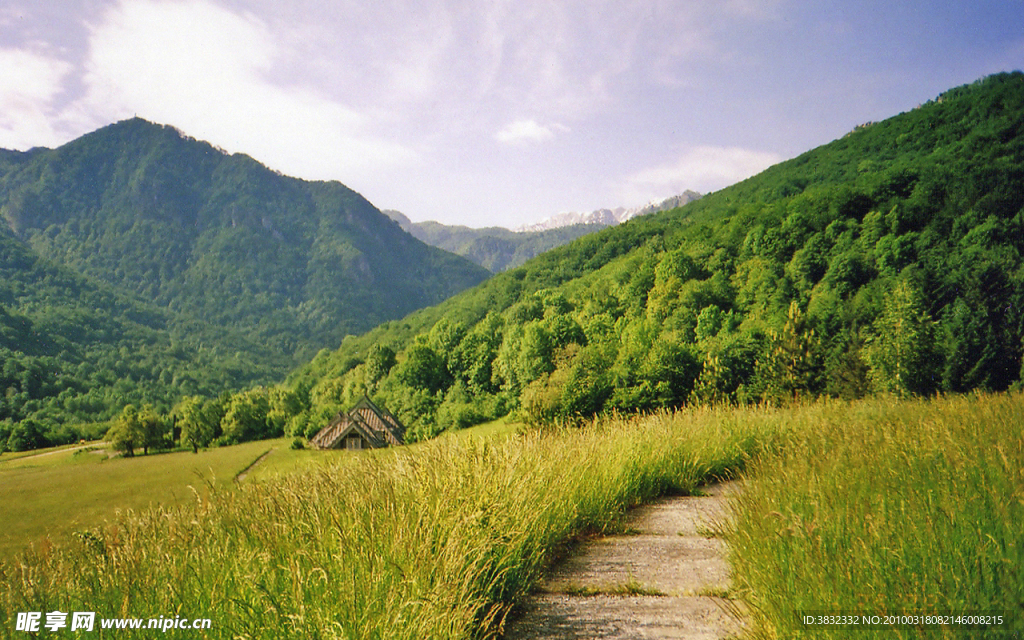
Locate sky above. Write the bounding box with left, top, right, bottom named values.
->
left=1, top=1, right=1022, bottom=228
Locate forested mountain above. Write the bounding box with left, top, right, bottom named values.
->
left=0, top=119, right=490, bottom=449
left=0, top=119, right=490, bottom=360
left=276, top=72, right=1024, bottom=441
left=0, top=230, right=285, bottom=447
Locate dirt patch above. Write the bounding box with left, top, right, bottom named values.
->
left=503, top=482, right=743, bottom=639
left=234, top=448, right=275, bottom=483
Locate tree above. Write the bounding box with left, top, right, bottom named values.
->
left=757, top=301, right=822, bottom=402
left=395, top=341, right=450, bottom=394
left=107, top=405, right=144, bottom=457
left=138, top=404, right=168, bottom=455
left=365, top=344, right=397, bottom=386
left=864, top=280, right=938, bottom=396
left=5, top=418, right=48, bottom=452
left=176, top=395, right=216, bottom=453
left=221, top=388, right=273, bottom=444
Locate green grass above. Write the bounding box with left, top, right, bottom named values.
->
left=729, top=392, right=1024, bottom=639
left=0, top=406, right=775, bottom=639
left=0, top=438, right=296, bottom=559
left=3, top=394, right=1018, bottom=638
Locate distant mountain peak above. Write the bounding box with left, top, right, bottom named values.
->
left=513, top=191, right=701, bottom=232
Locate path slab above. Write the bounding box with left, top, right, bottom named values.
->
left=503, top=482, right=743, bottom=640
left=544, top=535, right=730, bottom=596
left=506, top=595, right=742, bottom=640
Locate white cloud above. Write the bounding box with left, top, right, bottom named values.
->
left=495, top=118, right=566, bottom=145
left=621, top=145, right=782, bottom=204
left=72, top=0, right=415, bottom=182
left=0, top=48, right=73, bottom=149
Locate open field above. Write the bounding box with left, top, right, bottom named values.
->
left=1, top=394, right=1020, bottom=638
left=0, top=438, right=340, bottom=559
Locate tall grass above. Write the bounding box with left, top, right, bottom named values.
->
left=0, top=407, right=778, bottom=639
left=729, top=393, right=1024, bottom=638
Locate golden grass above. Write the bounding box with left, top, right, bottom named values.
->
left=0, top=406, right=775, bottom=638
left=729, top=392, right=1024, bottom=638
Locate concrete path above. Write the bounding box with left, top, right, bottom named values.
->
left=503, top=482, right=744, bottom=640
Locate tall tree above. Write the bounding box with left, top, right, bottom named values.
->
left=864, top=280, right=938, bottom=397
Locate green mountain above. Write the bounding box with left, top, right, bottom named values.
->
left=383, top=210, right=606, bottom=272
left=284, top=72, right=1024, bottom=441
left=0, top=229, right=286, bottom=446
left=0, top=119, right=490, bottom=448
left=0, top=119, right=490, bottom=361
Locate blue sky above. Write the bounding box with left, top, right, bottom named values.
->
left=1, top=0, right=1021, bottom=227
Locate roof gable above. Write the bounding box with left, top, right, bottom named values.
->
left=309, top=395, right=405, bottom=449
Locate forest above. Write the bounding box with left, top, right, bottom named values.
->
left=3, top=72, right=1024, bottom=453
left=160, top=72, right=1024, bottom=450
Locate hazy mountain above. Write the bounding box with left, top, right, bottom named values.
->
left=513, top=191, right=702, bottom=232
left=381, top=190, right=701, bottom=272
left=382, top=211, right=603, bottom=272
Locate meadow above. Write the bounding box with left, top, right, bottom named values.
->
left=730, top=392, right=1024, bottom=638
left=0, top=393, right=1020, bottom=638
left=0, top=437, right=346, bottom=560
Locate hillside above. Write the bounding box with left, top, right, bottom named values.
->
left=0, top=230, right=284, bottom=447
left=0, top=119, right=490, bottom=362
left=0, top=119, right=491, bottom=449
left=283, top=72, right=1024, bottom=441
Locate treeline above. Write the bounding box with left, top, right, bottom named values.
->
left=0, top=232, right=285, bottom=452
left=275, top=72, right=1024, bottom=441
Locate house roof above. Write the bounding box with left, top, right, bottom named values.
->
left=309, top=395, right=405, bottom=449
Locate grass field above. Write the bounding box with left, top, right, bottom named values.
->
left=0, top=438, right=342, bottom=559
left=1, top=395, right=1020, bottom=638
left=729, top=393, right=1024, bottom=638
left=0, top=407, right=772, bottom=638
left=0, top=419, right=524, bottom=561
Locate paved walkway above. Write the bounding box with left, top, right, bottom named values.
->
left=503, top=483, right=743, bottom=640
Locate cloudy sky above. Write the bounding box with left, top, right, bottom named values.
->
left=1, top=1, right=1022, bottom=227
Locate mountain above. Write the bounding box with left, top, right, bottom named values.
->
left=283, top=72, right=1024, bottom=441
left=0, top=230, right=285, bottom=444
left=0, top=119, right=490, bottom=447
left=0, top=119, right=490, bottom=361
left=382, top=210, right=604, bottom=272
left=513, top=191, right=702, bottom=232
left=381, top=190, right=702, bottom=272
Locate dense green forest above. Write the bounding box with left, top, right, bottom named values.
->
left=0, top=119, right=490, bottom=450
left=262, top=72, right=1022, bottom=442
left=0, top=230, right=285, bottom=449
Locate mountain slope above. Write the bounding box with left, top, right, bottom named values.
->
left=284, top=72, right=1024, bottom=440
left=0, top=229, right=284, bottom=446
left=0, top=119, right=490, bottom=362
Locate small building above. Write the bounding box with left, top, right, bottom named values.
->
left=309, top=396, right=405, bottom=450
